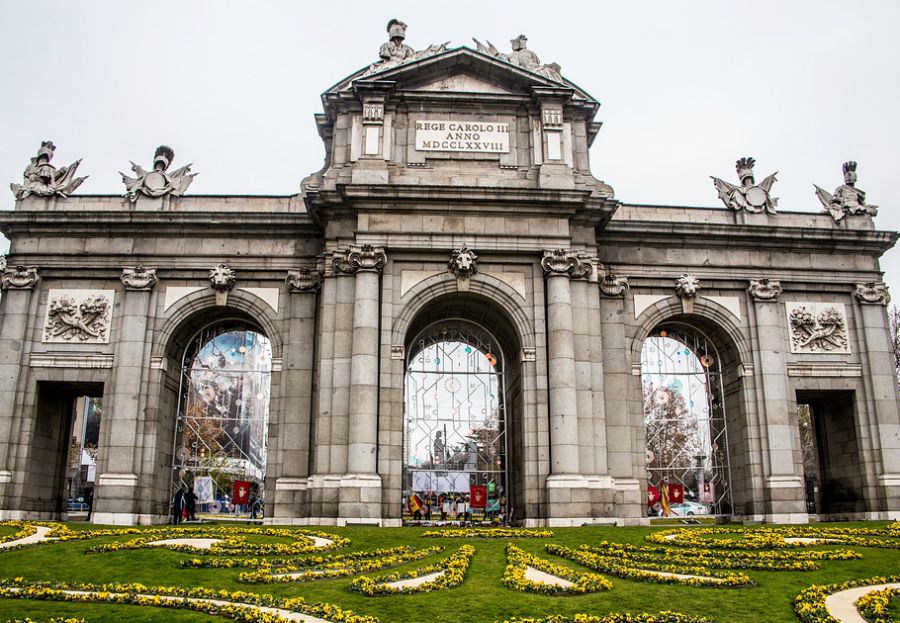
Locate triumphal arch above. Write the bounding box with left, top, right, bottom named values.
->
left=1, top=22, right=898, bottom=526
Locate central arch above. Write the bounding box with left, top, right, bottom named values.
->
left=398, top=290, right=526, bottom=524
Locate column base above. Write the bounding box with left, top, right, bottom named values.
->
left=613, top=478, right=645, bottom=521
left=91, top=512, right=167, bottom=526
left=588, top=475, right=616, bottom=517
left=764, top=475, right=808, bottom=520
left=338, top=473, right=383, bottom=521
left=270, top=477, right=309, bottom=520
left=307, top=474, right=341, bottom=519
left=546, top=474, right=591, bottom=519
left=93, top=472, right=140, bottom=520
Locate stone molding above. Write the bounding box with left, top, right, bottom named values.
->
left=286, top=267, right=321, bottom=292
left=599, top=274, right=629, bottom=297
left=541, top=248, right=591, bottom=279
left=332, top=244, right=387, bottom=274
left=1, top=265, right=39, bottom=290
left=390, top=344, right=405, bottom=360
left=29, top=353, right=115, bottom=369
left=786, top=362, right=862, bottom=378
left=748, top=278, right=782, bottom=301
left=120, top=266, right=158, bottom=291
left=854, top=281, right=890, bottom=305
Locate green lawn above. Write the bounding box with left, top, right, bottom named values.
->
left=0, top=521, right=897, bottom=623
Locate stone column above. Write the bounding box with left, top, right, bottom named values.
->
left=853, top=282, right=900, bottom=518
left=337, top=245, right=386, bottom=523
left=269, top=268, right=320, bottom=524
left=748, top=279, right=808, bottom=523
left=91, top=268, right=157, bottom=524
left=0, top=265, right=39, bottom=516
left=541, top=249, right=591, bottom=524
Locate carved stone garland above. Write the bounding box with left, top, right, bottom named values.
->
left=854, top=282, right=890, bottom=305
left=448, top=244, right=478, bottom=291
left=748, top=278, right=782, bottom=302
left=1, top=265, right=39, bottom=291
left=209, top=264, right=237, bottom=306
left=787, top=304, right=849, bottom=353
left=121, top=266, right=158, bottom=291
left=43, top=291, right=113, bottom=343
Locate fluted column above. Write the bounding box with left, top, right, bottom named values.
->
left=541, top=249, right=591, bottom=524
left=335, top=245, right=386, bottom=523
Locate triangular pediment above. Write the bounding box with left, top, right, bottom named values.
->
left=326, top=46, right=597, bottom=104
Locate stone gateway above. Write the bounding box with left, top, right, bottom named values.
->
left=0, top=22, right=898, bottom=527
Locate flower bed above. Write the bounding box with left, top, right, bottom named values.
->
left=648, top=523, right=900, bottom=551
left=582, top=541, right=860, bottom=571
left=546, top=544, right=753, bottom=588
left=856, top=586, right=900, bottom=623
left=421, top=528, right=552, bottom=539
left=84, top=526, right=347, bottom=555
left=502, top=544, right=611, bottom=594
left=237, top=546, right=444, bottom=584
left=794, top=575, right=900, bottom=623
left=349, top=545, right=475, bottom=595
left=0, top=577, right=376, bottom=623
left=496, top=613, right=711, bottom=623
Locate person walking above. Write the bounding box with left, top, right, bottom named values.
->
left=171, top=487, right=186, bottom=525
left=185, top=486, right=197, bottom=522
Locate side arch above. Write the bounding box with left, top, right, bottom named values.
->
left=152, top=288, right=284, bottom=361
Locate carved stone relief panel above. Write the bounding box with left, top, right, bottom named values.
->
left=42, top=289, right=115, bottom=344
left=785, top=302, right=850, bottom=354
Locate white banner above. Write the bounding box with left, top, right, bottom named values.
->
left=411, top=471, right=471, bottom=493
left=194, top=476, right=214, bottom=504
left=415, top=120, right=509, bottom=153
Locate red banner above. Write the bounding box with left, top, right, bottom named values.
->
left=470, top=485, right=487, bottom=508
left=233, top=480, right=251, bottom=505
left=647, top=485, right=660, bottom=506
left=667, top=483, right=684, bottom=504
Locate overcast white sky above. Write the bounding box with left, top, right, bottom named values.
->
left=2, top=1, right=899, bottom=296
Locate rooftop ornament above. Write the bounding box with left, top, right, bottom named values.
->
left=10, top=141, right=87, bottom=199
left=120, top=145, right=196, bottom=202
left=364, top=19, right=449, bottom=75
left=814, top=161, right=878, bottom=221
left=472, top=34, right=564, bottom=82
left=711, top=157, right=778, bottom=214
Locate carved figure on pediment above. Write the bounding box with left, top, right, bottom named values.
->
left=472, top=34, right=564, bottom=82
left=814, top=161, right=878, bottom=222
left=789, top=306, right=848, bottom=352
left=120, top=145, right=196, bottom=202
left=448, top=244, right=478, bottom=279
left=121, top=266, right=158, bottom=290
left=44, top=295, right=110, bottom=342
left=367, top=20, right=449, bottom=75
left=1, top=265, right=39, bottom=290
left=712, top=157, right=778, bottom=214
left=10, top=141, right=87, bottom=199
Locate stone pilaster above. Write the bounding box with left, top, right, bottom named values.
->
left=747, top=279, right=808, bottom=523
left=853, top=283, right=900, bottom=518
left=268, top=269, right=319, bottom=524
left=337, top=245, right=386, bottom=524
left=0, top=266, right=39, bottom=516
left=93, top=268, right=157, bottom=525
left=541, top=249, right=590, bottom=524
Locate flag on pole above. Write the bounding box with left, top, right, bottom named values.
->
left=660, top=481, right=671, bottom=517
left=408, top=493, right=423, bottom=514
left=233, top=480, right=251, bottom=505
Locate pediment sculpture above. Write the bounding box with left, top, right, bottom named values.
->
left=120, top=145, right=196, bottom=202
left=814, top=161, right=878, bottom=222
left=364, top=20, right=449, bottom=76
left=712, top=157, right=778, bottom=214
left=10, top=141, right=87, bottom=199
left=472, top=34, right=564, bottom=83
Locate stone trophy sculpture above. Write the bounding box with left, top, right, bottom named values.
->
left=472, top=34, right=564, bottom=82
left=711, top=157, right=778, bottom=214
left=120, top=145, right=196, bottom=203
left=814, top=161, right=878, bottom=221
left=10, top=141, right=87, bottom=199
left=367, top=20, right=448, bottom=72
